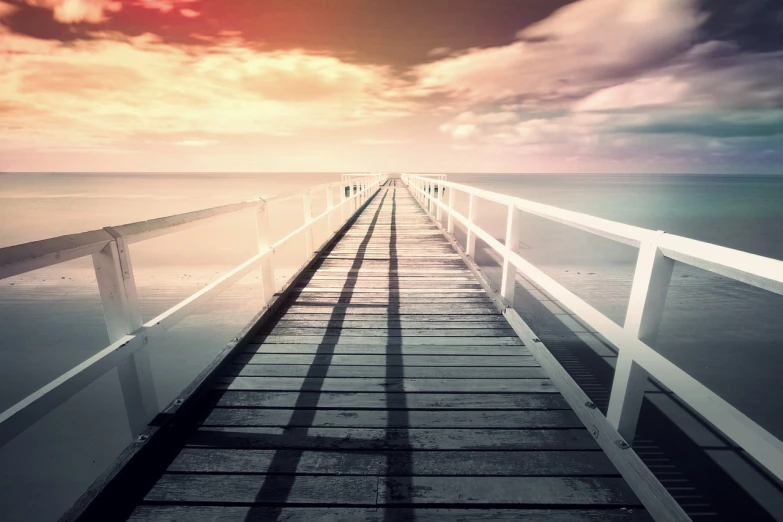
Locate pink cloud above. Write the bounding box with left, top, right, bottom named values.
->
left=23, top=0, right=121, bottom=23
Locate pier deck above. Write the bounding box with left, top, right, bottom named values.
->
left=111, top=182, right=650, bottom=521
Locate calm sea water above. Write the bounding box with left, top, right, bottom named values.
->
left=0, top=172, right=781, bottom=520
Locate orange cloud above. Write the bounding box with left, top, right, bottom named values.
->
left=21, top=0, right=121, bottom=23
left=0, top=28, right=415, bottom=153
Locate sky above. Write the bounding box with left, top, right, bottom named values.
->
left=0, top=0, right=781, bottom=173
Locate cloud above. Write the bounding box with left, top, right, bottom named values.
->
left=21, top=0, right=121, bottom=23
left=0, top=27, right=415, bottom=151
left=15, top=0, right=200, bottom=23
left=424, top=0, right=781, bottom=166
left=175, top=139, right=217, bottom=147
left=0, top=1, right=18, bottom=18
left=415, top=0, right=705, bottom=104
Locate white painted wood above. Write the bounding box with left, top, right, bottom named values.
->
left=466, top=193, right=478, bottom=257
left=607, top=231, right=674, bottom=443
left=326, top=185, right=336, bottom=233
left=302, top=189, right=314, bottom=257
left=1, top=230, right=113, bottom=280
left=95, top=232, right=158, bottom=436
left=404, top=172, right=783, bottom=483
left=0, top=174, right=382, bottom=447
left=447, top=183, right=456, bottom=234
left=256, top=203, right=276, bottom=303
left=436, top=181, right=444, bottom=221
left=500, top=204, right=521, bottom=303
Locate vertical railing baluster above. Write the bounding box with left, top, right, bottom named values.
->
left=607, top=231, right=674, bottom=443
left=92, top=233, right=158, bottom=437
left=466, top=193, right=478, bottom=256
left=256, top=202, right=276, bottom=303
left=436, top=179, right=444, bottom=222
left=447, top=183, right=455, bottom=234
left=303, top=189, right=314, bottom=257
left=500, top=203, right=521, bottom=303
left=326, top=184, right=336, bottom=232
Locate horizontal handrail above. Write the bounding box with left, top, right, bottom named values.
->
left=0, top=180, right=358, bottom=279
left=402, top=173, right=783, bottom=483
left=0, top=174, right=385, bottom=447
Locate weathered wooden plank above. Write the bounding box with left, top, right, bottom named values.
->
left=276, top=314, right=507, bottom=323
left=242, top=344, right=527, bottom=356
left=281, top=306, right=500, bottom=315
left=188, top=427, right=600, bottom=450
left=379, top=476, right=641, bottom=505
left=254, top=335, right=523, bottom=346
left=233, top=354, right=536, bottom=367
left=287, top=296, right=496, bottom=304
left=145, top=474, right=639, bottom=506
left=202, top=408, right=581, bottom=428
left=128, top=506, right=650, bottom=522
left=145, top=474, right=378, bottom=504
left=260, top=327, right=518, bottom=338
left=294, top=288, right=486, bottom=294
left=168, top=448, right=617, bottom=475
left=213, top=391, right=570, bottom=410
left=225, top=364, right=546, bottom=379
left=275, top=316, right=510, bottom=324
left=215, top=376, right=555, bottom=393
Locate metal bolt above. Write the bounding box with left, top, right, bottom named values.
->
left=615, top=439, right=630, bottom=449
left=532, top=338, right=541, bottom=343
left=137, top=434, right=149, bottom=442
left=590, top=427, right=599, bottom=438
left=585, top=401, right=596, bottom=409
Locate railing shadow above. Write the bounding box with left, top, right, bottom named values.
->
left=383, top=181, right=415, bottom=520
left=241, top=185, right=391, bottom=521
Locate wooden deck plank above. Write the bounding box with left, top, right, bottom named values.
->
left=215, top=376, right=556, bottom=393
left=233, top=354, right=538, bottom=366
left=213, top=391, right=571, bottom=410
left=202, top=408, right=581, bottom=428
left=260, top=327, right=519, bottom=338
left=168, top=448, right=617, bottom=475
left=143, top=475, right=638, bottom=505
left=225, top=365, right=546, bottom=379
left=281, top=306, right=501, bottom=315
left=253, top=335, right=524, bottom=346
left=242, top=344, right=528, bottom=356
left=187, top=427, right=601, bottom=450
left=128, top=506, right=650, bottom=521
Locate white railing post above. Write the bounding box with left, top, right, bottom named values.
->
left=436, top=180, right=444, bottom=222
left=256, top=202, right=276, bottom=303
left=447, top=183, right=455, bottom=234
left=501, top=203, right=522, bottom=303
left=326, top=184, right=336, bottom=232
left=466, top=193, right=478, bottom=257
left=607, top=231, right=674, bottom=443
left=92, top=234, right=158, bottom=437
left=352, top=182, right=357, bottom=211
left=303, top=189, right=314, bottom=256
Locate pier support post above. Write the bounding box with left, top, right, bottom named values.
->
left=92, top=235, right=158, bottom=437
left=466, top=193, right=478, bottom=257
left=500, top=203, right=521, bottom=303
left=607, top=231, right=674, bottom=443
left=303, top=189, right=314, bottom=257
left=256, top=202, right=276, bottom=303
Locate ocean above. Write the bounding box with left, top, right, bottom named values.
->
left=0, top=172, right=781, bottom=520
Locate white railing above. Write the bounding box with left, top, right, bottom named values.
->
left=402, top=173, right=783, bottom=483
left=0, top=174, right=385, bottom=446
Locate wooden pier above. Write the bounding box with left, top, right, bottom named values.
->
left=72, top=182, right=650, bottom=520
left=4, top=175, right=782, bottom=521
